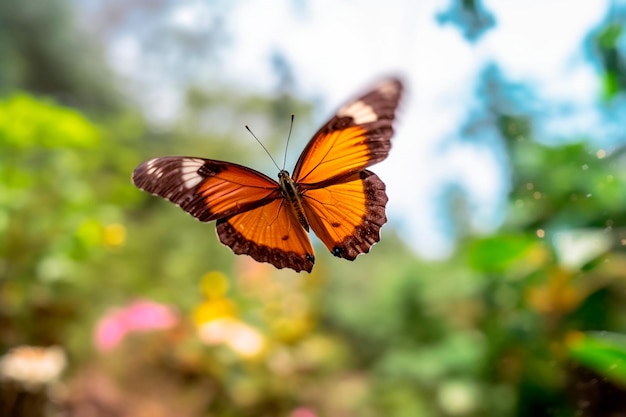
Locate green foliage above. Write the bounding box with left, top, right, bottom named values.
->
left=0, top=93, right=121, bottom=347
left=568, top=331, right=626, bottom=387
left=3, top=2, right=626, bottom=417
left=590, top=17, right=626, bottom=100
left=469, top=234, right=536, bottom=271
left=0, top=93, right=102, bottom=274
left=6, top=93, right=626, bottom=415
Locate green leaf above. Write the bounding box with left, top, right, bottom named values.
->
left=0, top=93, right=99, bottom=149
left=597, top=24, right=622, bottom=49
left=602, top=72, right=619, bottom=100
left=567, top=331, right=626, bottom=387
left=468, top=234, right=536, bottom=271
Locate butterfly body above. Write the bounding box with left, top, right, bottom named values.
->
left=133, top=78, right=403, bottom=272
left=278, top=170, right=310, bottom=232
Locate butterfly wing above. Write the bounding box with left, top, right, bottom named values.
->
left=216, top=200, right=315, bottom=273
left=301, top=170, right=387, bottom=260
left=293, top=78, right=402, bottom=261
left=132, top=157, right=315, bottom=272
left=132, top=157, right=281, bottom=221
left=292, top=78, right=403, bottom=185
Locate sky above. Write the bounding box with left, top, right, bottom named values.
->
left=105, top=0, right=610, bottom=258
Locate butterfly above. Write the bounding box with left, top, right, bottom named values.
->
left=132, top=78, right=403, bottom=273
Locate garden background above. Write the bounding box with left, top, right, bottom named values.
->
left=2, top=1, right=626, bottom=416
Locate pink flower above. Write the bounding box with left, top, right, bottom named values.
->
left=94, top=299, right=178, bottom=352
left=94, top=315, right=126, bottom=351
left=289, top=407, right=318, bottom=417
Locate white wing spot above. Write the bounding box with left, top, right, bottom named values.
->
left=337, top=100, right=377, bottom=124
left=181, top=172, right=202, bottom=188
left=145, top=159, right=165, bottom=178
left=181, top=159, right=204, bottom=172
left=180, top=158, right=205, bottom=189
left=376, top=80, right=399, bottom=98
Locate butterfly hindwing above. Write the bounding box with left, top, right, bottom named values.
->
left=301, top=170, right=387, bottom=260
left=292, top=78, right=403, bottom=185
left=216, top=200, right=315, bottom=272
left=132, top=157, right=281, bottom=221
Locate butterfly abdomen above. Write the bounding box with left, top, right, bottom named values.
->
left=278, top=170, right=310, bottom=232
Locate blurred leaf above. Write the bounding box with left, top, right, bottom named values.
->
left=0, top=93, right=99, bottom=149
left=602, top=71, right=620, bottom=99
left=567, top=331, right=626, bottom=387
left=597, top=24, right=622, bottom=49
left=436, top=0, right=495, bottom=41
left=468, top=234, right=536, bottom=271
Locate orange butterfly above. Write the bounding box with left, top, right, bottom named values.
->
left=132, top=78, right=403, bottom=272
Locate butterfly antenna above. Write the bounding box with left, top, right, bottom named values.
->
left=282, top=113, right=295, bottom=170
left=245, top=125, right=281, bottom=171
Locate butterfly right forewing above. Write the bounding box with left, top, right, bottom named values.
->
left=292, top=78, right=403, bottom=185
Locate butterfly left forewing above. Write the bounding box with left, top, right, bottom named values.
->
left=292, top=78, right=403, bottom=185
left=301, top=170, right=387, bottom=260
left=132, top=157, right=281, bottom=222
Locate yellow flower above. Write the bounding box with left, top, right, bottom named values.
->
left=526, top=267, right=583, bottom=315
left=103, top=223, right=126, bottom=247
left=192, top=298, right=237, bottom=325
left=200, top=271, right=229, bottom=299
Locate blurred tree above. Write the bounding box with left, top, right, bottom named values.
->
left=437, top=0, right=495, bottom=41
left=586, top=6, right=626, bottom=100
left=0, top=0, right=120, bottom=111
left=81, top=0, right=235, bottom=125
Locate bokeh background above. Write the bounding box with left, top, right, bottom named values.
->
left=3, top=1, right=626, bottom=416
